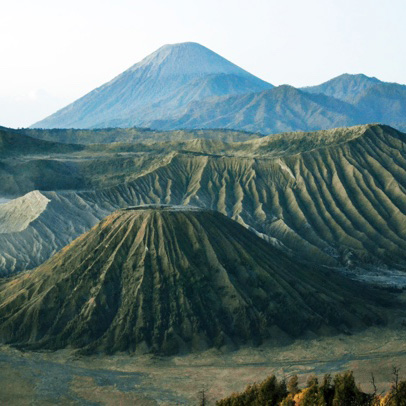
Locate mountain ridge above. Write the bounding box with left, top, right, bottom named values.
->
left=143, top=85, right=363, bottom=134
left=1, top=124, right=406, bottom=277
left=301, top=73, right=382, bottom=102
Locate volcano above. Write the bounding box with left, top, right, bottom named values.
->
left=0, top=206, right=384, bottom=354
left=32, top=42, right=272, bottom=129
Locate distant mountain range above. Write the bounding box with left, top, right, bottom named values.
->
left=31, top=42, right=406, bottom=134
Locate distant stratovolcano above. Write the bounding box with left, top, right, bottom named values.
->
left=32, top=42, right=272, bottom=129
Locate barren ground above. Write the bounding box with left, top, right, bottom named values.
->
left=1, top=327, right=406, bottom=405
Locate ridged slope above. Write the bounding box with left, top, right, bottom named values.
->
left=0, top=126, right=261, bottom=196
left=354, top=82, right=406, bottom=123
left=302, top=73, right=382, bottom=103
left=0, top=206, right=382, bottom=354
left=0, top=191, right=50, bottom=233
left=1, top=125, right=406, bottom=276
left=301, top=74, right=406, bottom=132
left=145, top=85, right=362, bottom=134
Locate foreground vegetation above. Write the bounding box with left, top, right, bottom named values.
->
left=216, top=369, right=406, bottom=406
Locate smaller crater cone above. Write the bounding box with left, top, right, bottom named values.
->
left=0, top=206, right=384, bottom=354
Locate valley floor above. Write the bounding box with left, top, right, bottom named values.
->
left=2, top=327, right=406, bottom=405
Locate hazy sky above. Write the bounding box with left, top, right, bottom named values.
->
left=1, top=0, right=405, bottom=128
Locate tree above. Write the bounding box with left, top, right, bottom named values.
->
left=280, top=394, right=295, bottom=406
left=216, top=375, right=287, bottom=406
left=287, top=375, right=299, bottom=395
left=392, top=366, right=401, bottom=406
left=395, top=381, right=406, bottom=406
left=384, top=368, right=406, bottom=406
left=332, top=371, right=363, bottom=406
left=320, top=374, right=334, bottom=405
left=199, top=387, right=210, bottom=406
left=306, top=375, right=318, bottom=388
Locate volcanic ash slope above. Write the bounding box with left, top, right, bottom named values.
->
left=0, top=206, right=385, bottom=354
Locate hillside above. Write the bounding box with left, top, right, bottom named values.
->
left=0, top=206, right=386, bottom=354
left=20, top=126, right=261, bottom=144
left=354, top=82, right=406, bottom=123
left=144, top=85, right=362, bottom=133
left=0, top=126, right=260, bottom=196
left=146, top=81, right=406, bottom=134
left=1, top=124, right=406, bottom=278
left=302, top=73, right=382, bottom=103
left=301, top=74, right=406, bottom=132
left=0, top=127, right=83, bottom=157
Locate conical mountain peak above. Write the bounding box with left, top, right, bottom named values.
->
left=31, top=43, right=272, bottom=129
left=0, top=206, right=383, bottom=354
left=128, top=42, right=258, bottom=79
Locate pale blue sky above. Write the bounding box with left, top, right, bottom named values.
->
left=1, top=0, right=405, bottom=128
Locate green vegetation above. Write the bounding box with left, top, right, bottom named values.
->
left=216, top=369, right=406, bottom=405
